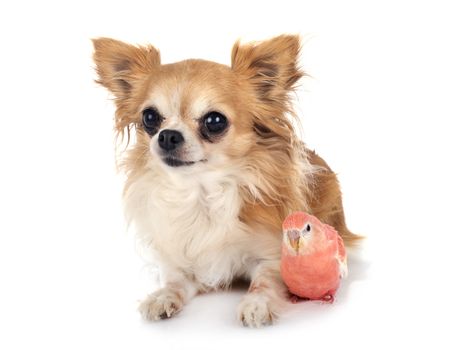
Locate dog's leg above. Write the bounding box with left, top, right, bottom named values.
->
left=139, top=267, right=197, bottom=321
left=237, top=260, right=287, bottom=328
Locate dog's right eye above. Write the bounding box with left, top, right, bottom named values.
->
left=142, top=108, right=162, bottom=134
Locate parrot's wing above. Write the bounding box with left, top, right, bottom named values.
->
left=336, top=235, right=348, bottom=278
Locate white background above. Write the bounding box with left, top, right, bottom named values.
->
left=1, top=1, right=448, bottom=349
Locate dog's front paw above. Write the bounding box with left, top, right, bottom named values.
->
left=138, top=288, right=183, bottom=321
left=237, top=293, right=276, bottom=328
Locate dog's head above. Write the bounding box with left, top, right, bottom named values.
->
left=93, top=35, right=311, bottom=229
left=93, top=35, right=303, bottom=175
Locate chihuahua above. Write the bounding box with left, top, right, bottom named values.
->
left=92, top=35, right=359, bottom=327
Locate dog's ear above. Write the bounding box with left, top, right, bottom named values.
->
left=92, top=38, right=160, bottom=100
left=231, top=35, right=302, bottom=106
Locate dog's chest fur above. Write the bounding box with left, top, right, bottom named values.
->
left=124, top=164, right=257, bottom=288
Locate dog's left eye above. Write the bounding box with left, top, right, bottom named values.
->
left=203, top=112, right=228, bottom=133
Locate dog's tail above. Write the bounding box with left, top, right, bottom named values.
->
left=339, top=226, right=364, bottom=247
left=305, top=149, right=364, bottom=247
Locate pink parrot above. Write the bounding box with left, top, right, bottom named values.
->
left=280, top=211, right=348, bottom=302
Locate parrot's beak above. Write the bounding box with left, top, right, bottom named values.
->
left=288, top=237, right=300, bottom=251
left=287, top=229, right=301, bottom=251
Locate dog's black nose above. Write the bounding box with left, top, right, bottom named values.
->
left=158, top=129, right=184, bottom=151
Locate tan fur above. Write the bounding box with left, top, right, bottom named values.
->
left=92, top=34, right=360, bottom=327
left=305, top=149, right=362, bottom=245
left=232, top=35, right=359, bottom=245
left=92, top=38, right=160, bottom=144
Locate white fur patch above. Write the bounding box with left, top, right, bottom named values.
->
left=190, top=94, right=211, bottom=119
left=124, top=160, right=268, bottom=288
left=147, top=89, right=182, bottom=119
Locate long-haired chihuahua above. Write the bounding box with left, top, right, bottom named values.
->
left=92, top=34, right=359, bottom=327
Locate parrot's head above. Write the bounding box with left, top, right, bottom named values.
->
left=282, top=211, right=326, bottom=255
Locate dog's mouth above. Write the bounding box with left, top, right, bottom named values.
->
left=162, top=157, right=206, bottom=167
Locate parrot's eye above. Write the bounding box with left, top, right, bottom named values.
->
left=306, top=224, right=311, bottom=232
